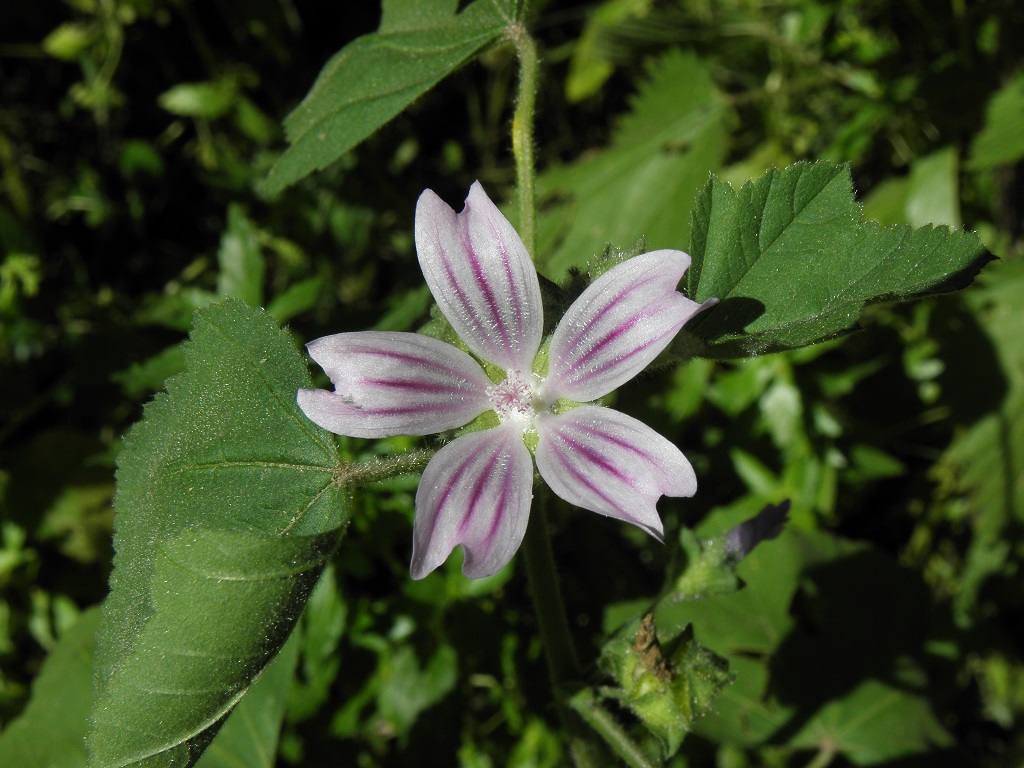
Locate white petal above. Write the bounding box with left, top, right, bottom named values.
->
left=415, top=182, right=543, bottom=371
left=535, top=406, right=697, bottom=540
left=541, top=250, right=714, bottom=403
left=412, top=424, right=534, bottom=579
left=297, top=331, right=491, bottom=438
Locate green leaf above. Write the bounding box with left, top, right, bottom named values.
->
left=0, top=608, right=98, bottom=768
left=538, top=50, right=726, bottom=279
left=41, top=22, right=94, bottom=61
left=260, top=0, right=522, bottom=195
left=195, top=628, right=302, bottom=768
left=266, top=278, right=323, bottom=324
left=789, top=680, right=952, bottom=762
left=906, top=147, right=961, bottom=229
left=686, top=161, right=991, bottom=357
left=216, top=205, right=264, bottom=306
left=968, top=71, right=1024, bottom=169
left=941, top=259, right=1024, bottom=619
left=88, top=299, right=346, bottom=768
left=564, top=0, right=653, bottom=102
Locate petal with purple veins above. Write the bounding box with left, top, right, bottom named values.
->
left=297, top=331, right=492, bottom=438
left=416, top=182, right=543, bottom=371
left=541, top=250, right=715, bottom=403
left=412, top=424, right=534, bottom=579
left=535, top=406, right=697, bottom=541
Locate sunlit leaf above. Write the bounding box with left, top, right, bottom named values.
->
left=260, top=0, right=523, bottom=194
left=685, top=161, right=991, bottom=357
left=538, top=50, right=726, bottom=279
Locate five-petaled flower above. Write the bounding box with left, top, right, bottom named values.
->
left=298, top=183, right=715, bottom=579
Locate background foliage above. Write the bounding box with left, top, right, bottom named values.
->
left=1, top=0, right=1023, bottom=766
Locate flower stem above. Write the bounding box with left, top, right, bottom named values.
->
left=522, top=493, right=602, bottom=767
left=569, top=689, right=660, bottom=768
left=522, top=492, right=579, bottom=684
left=509, top=22, right=539, bottom=258
left=341, top=449, right=434, bottom=486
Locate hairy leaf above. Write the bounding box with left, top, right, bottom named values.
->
left=194, top=628, right=301, bottom=768
left=685, top=161, right=991, bottom=357
left=261, top=0, right=522, bottom=194
left=88, top=299, right=346, bottom=768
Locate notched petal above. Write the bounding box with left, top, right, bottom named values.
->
left=535, top=406, right=697, bottom=541
left=412, top=425, right=533, bottom=580
left=416, top=182, right=543, bottom=371
left=542, top=250, right=714, bottom=403
left=297, top=331, right=491, bottom=438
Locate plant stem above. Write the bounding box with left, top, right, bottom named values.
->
left=570, top=689, right=660, bottom=768
left=508, top=23, right=606, bottom=767
left=522, top=492, right=579, bottom=685
left=522, top=493, right=601, bottom=767
left=509, top=22, right=539, bottom=258
left=342, top=449, right=434, bottom=486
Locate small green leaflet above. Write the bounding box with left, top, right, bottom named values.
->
left=88, top=300, right=347, bottom=768
left=684, top=161, right=991, bottom=358
left=260, top=0, right=523, bottom=194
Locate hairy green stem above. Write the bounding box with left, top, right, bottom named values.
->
left=570, top=690, right=660, bottom=768
left=509, top=22, right=539, bottom=258
left=341, top=449, right=434, bottom=486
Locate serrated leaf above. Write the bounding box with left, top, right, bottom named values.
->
left=88, top=299, right=346, bottom=768
left=968, top=71, right=1024, bottom=169
left=538, top=50, right=726, bottom=279
left=260, top=0, right=522, bottom=194
left=0, top=608, right=98, bottom=768
left=685, top=161, right=991, bottom=357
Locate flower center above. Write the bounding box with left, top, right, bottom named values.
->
left=487, top=369, right=536, bottom=424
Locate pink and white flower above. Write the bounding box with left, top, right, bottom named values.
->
left=298, top=182, right=715, bottom=579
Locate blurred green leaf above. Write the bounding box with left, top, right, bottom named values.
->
left=906, top=147, right=960, bottom=229
left=41, top=22, right=94, bottom=61
left=0, top=608, right=98, bottom=768
left=565, top=0, right=653, bottom=102
left=217, top=205, right=264, bottom=306
left=261, top=0, right=523, bottom=194
left=686, top=161, right=991, bottom=357
left=538, top=50, right=726, bottom=279
left=112, top=344, right=186, bottom=398
left=942, top=259, right=1024, bottom=618
left=266, top=278, right=324, bottom=324
left=88, top=299, right=346, bottom=768
left=158, top=80, right=237, bottom=120
left=968, top=71, right=1024, bottom=169
left=287, top=564, right=345, bottom=721
left=377, top=645, right=457, bottom=739
left=789, top=680, right=952, bottom=762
